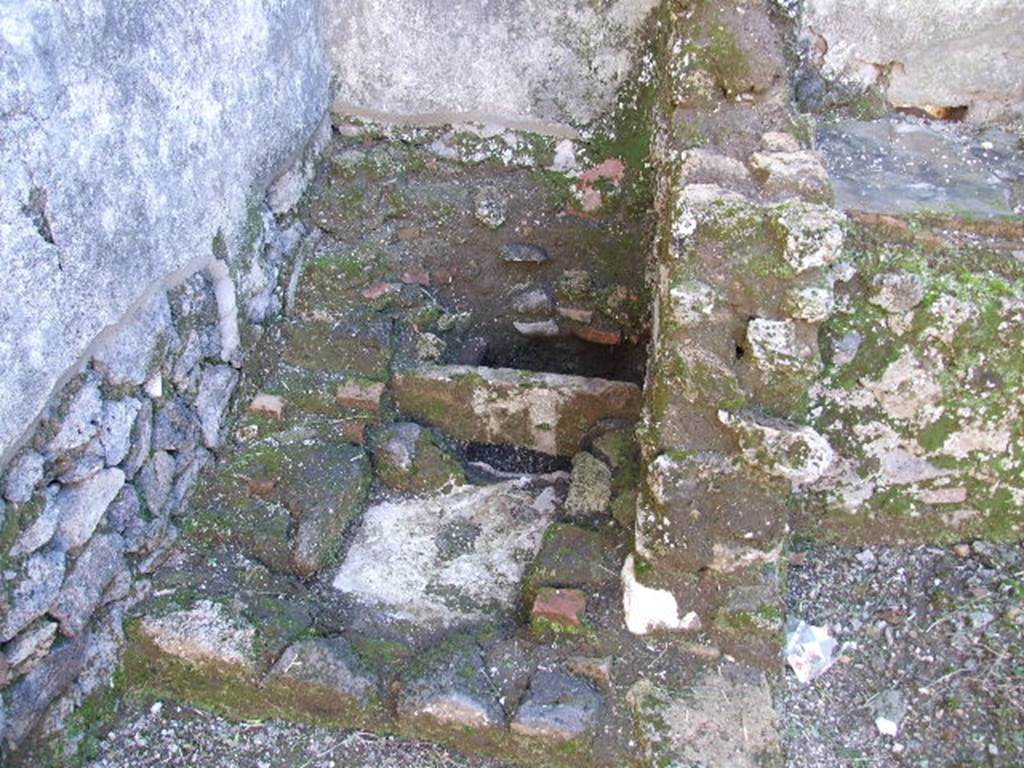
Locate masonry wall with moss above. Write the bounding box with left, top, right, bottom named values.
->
left=635, top=5, right=1024, bottom=640
left=795, top=216, right=1024, bottom=543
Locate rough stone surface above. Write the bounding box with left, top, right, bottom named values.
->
left=371, top=422, right=464, bottom=494
left=9, top=487, right=60, bottom=558
left=719, top=411, right=836, bottom=489
left=510, top=670, right=602, bottom=741
left=140, top=601, right=256, bottom=671
left=3, top=620, right=58, bottom=675
left=398, top=642, right=504, bottom=730
left=639, top=452, right=787, bottom=573
left=45, top=381, right=103, bottom=457
left=621, top=554, right=700, bottom=635
left=153, top=399, right=201, bottom=453
left=869, top=271, right=925, bottom=314
left=3, top=632, right=88, bottom=749
left=54, top=451, right=104, bottom=486
left=327, top=0, right=661, bottom=130
left=818, top=117, right=1024, bottom=217
left=122, top=399, right=153, bottom=480
left=564, top=452, right=612, bottom=518
left=511, top=288, right=554, bottom=317
left=265, top=637, right=376, bottom=703
left=513, top=320, right=560, bottom=338
left=750, top=150, right=832, bottom=203
left=801, top=0, right=1024, bottom=123
left=525, top=524, right=622, bottom=598
left=92, top=291, right=176, bottom=389
left=3, top=451, right=45, bottom=504
left=333, top=478, right=565, bottom=627
left=501, top=243, right=549, bottom=264
left=393, top=365, right=642, bottom=456
left=137, top=451, right=176, bottom=517
left=473, top=189, right=508, bottom=229
left=630, top=666, right=780, bottom=767
left=1, top=548, right=65, bottom=643
left=799, top=221, right=1024, bottom=541
left=203, top=440, right=373, bottom=577
left=48, top=533, right=126, bottom=637
left=99, top=398, right=142, bottom=468
left=285, top=444, right=372, bottom=577
left=195, top=365, right=240, bottom=449
left=52, top=468, right=125, bottom=551
left=0, top=0, right=328, bottom=464
left=747, top=318, right=819, bottom=375
left=336, top=381, right=386, bottom=413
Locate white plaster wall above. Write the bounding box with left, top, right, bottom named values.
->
left=802, top=0, right=1024, bottom=122
left=326, top=0, right=662, bottom=134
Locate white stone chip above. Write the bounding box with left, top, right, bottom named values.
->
left=621, top=554, right=701, bottom=635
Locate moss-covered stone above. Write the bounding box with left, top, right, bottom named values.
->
left=185, top=439, right=371, bottom=576
left=370, top=422, right=465, bottom=494
left=793, top=218, right=1024, bottom=543
left=522, top=524, right=624, bottom=606
left=282, top=313, right=392, bottom=379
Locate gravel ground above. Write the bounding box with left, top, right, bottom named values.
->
left=784, top=542, right=1024, bottom=767
left=85, top=702, right=510, bottom=768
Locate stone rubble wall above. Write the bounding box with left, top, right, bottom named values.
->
left=0, top=0, right=331, bottom=753
left=631, top=0, right=803, bottom=648
left=797, top=214, right=1024, bottom=543
left=0, top=0, right=330, bottom=468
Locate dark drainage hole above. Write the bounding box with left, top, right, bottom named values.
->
left=462, top=443, right=571, bottom=477
left=463, top=334, right=648, bottom=383
left=894, top=104, right=968, bottom=122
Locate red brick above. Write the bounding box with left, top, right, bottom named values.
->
left=339, top=420, right=368, bottom=445
left=249, top=393, right=285, bottom=420
left=401, top=271, right=430, bottom=286
left=532, top=588, right=587, bottom=628
left=361, top=282, right=399, bottom=300
left=573, top=324, right=621, bottom=346
left=336, top=381, right=385, bottom=413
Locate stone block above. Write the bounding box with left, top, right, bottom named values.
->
left=510, top=670, right=602, bottom=742
left=393, top=365, right=641, bottom=456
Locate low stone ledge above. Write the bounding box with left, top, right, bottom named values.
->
left=392, top=365, right=641, bottom=456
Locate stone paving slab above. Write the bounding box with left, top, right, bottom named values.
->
left=332, top=477, right=567, bottom=628
left=817, top=117, right=1024, bottom=217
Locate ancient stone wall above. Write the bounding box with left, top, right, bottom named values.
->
left=2, top=0, right=1024, bottom=761
left=0, top=0, right=330, bottom=751
left=630, top=0, right=1024, bottom=650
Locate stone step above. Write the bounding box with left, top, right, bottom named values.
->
left=392, top=365, right=642, bottom=456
